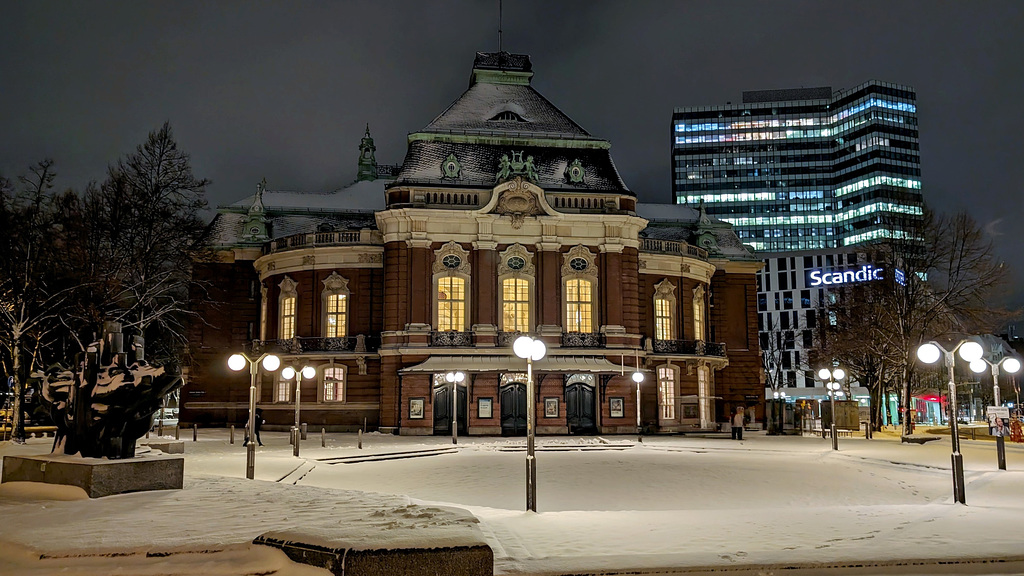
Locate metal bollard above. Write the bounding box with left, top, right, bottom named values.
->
left=146, top=430, right=150, bottom=439
left=293, top=428, right=300, bottom=457
left=193, top=424, right=197, bottom=442
left=321, top=427, right=326, bottom=447
left=230, top=425, right=235, bottom=444
left=175, top=424, right=180, bottom=440
left=358, top=429, right=363, bottom=449
left=363, top=417, right=367, bottom=433
left=289, top=427, right=295, bottom=445
left=301, top=423, right=307, bottom=440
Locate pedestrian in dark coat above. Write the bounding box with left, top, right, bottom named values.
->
left=243, top=408, right=264, bottom=446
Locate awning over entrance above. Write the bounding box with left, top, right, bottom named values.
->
left=399, top=355, right=628, bottom=374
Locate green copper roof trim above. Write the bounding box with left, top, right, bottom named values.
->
left=407, top=132, right=611, bottom=150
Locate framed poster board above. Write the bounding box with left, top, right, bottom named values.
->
left=544, top=397, right=559, bottom=418
left=610, top=397, right=625, bottom=418
left=409, top=397, right=425, bottom=419
left=478, top=397, right=493, bottom=419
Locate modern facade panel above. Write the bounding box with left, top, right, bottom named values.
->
left=672, top=81, right=924, bottom=252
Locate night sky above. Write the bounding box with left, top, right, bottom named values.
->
left=2, top=1, right=1023, bottom=308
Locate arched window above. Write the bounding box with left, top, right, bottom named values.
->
left=498, top=244, right=536, bottom=334
left=322, top=366, right=345, bottom=402
left=279, top=276, right=297, bottom=340
left=653, top=279, right=677, bottom=341
left=275, top=377, right=292, bottom=403
left=693, top=285, right=706, bottom=342
left=565, top=279, right=594, bottom=333
left=321, top=272, right=350, bottom=338
left=502, top=278, right=530, bottom=332
left=562, top=245, right=598, bottom=334
left=433, top=241, right=471, bottom=331
left=658, top=366, right=677, bottom=421
left=437, top=277, right=466, bottom=331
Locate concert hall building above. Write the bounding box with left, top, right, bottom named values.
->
left=184, top=52, right=764, bottom=436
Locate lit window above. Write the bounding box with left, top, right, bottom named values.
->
left=502, top=278, right=530, bottom=332
left=658, top=367, right=676, bottom=420
left=325, top=294, right=347, bottom=337
left=693, top=286, right=706, bottom=341
left=565, top=279, right=593, bottom=333
left=280, top=296, right=296, bottom=339
left=323, top=367, right=344, bottom=402
left=654, top=297, right=674, bottom=340
left=276, top=378, right=291, bottom=403
left=437, top=277, right=466, bottom=331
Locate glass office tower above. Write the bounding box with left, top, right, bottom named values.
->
left=672, top=82, right=923, bottom=251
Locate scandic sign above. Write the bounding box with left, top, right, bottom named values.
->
left=808, top=265, right=884, bottom=287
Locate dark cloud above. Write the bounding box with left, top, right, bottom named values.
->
left=2, top=0, right=1023, bottom=307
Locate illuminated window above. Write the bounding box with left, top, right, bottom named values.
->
left=502, top=278, right=530, bottom=332
left=275, top=378, right=291, bottom=403
left=437, top=277, right=466, bottom=331
left=278, top=276, right=298, bottom=340
left=693, top=285, right=706, bottom=341
left=322, top=366, right=344, bottom=402
left=565, top=279, right=593, bottom=333
left=653, top=279, right=677, bottom=341
left=321, top=272, right=350, bottom=338
left=658, top=366, right=676, bottom=421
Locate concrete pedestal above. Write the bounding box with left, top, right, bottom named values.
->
left=2, top=454, right=184, bottom=498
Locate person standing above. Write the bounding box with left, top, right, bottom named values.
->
left=243, top=408, right=264, bottom=447
left=732, top=407, right=745, bottom=441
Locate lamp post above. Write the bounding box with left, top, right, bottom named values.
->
left=513, top=335, right=546, bottom=513
left=632, top=368, right=644, bottom=443
left=917, top=339, right=985, bottom=505
left=969, top=355, right=1021, bottom=471
left=445, top=371, right=465, bottom=445
left=228, top=352, right=281, bottom=479
left=282, top=365, right=316, bottom=457
left=772, top=390, right=787, bottom=435
left=818, top=367, right=845, bottom=451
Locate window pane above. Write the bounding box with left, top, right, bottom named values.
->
left=502, top=278, right=530, bottom=332
left=280, top=296, right=296, bottom=339
left=566, top=279, right=593, bottom=332
left=658, top=367, right=676, bottom=420
left=654, top=298, right=673, bottom=340
left=326, top=294, right=347, bottom=338
left=438, top=277, right=465, bottom=331
left=323, top=367, right=344, bottom=402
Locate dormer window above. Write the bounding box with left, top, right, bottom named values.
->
left=489, top=110, right=527, bottom=122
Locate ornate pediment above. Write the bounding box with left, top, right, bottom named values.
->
left=279, top=275, right=298, bottom=296
left=433, top=241, right=471, bottom=275
left=654, top=279, right=676, bottom=300
left=561, top=245, right=597, bottom=281
left=492, top=177, right=543, bottom=229
left=498, top=243, right=536, bottom=277
left=322, top=271, right=349, bottom=293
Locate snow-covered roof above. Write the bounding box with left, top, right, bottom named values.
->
left=637, top=202, right=759, bottom=261
left=423, top=82, right=591, bottom=138
left=229, top=180, right=386, bottom=212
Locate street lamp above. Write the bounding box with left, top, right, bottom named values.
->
left=817, top=367, right=845, bottom=451
left=632, top=368, right=644, bottom=443
left=228, top=352, right=281, bottom=479
left=917, top=338, right=985, bottom=504
left=513, top=335, right=546, bottom=512
left=445, top=371, right=465, bottom=445
left=969, top=355, right=1021, bottom=470
left=772, top=390, right=787, bottom=435
left=281, top=365, right=316, bottom=457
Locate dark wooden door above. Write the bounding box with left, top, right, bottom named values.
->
left=500, top=383, right=527, bottom=436
left=433, top=384, right=467, bottom=435
left=566, top=382, right=597, bottom=434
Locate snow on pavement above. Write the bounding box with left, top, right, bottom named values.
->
left=3, top=429, right=1024, bottom=575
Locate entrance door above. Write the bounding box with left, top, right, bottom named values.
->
left=566, top=382, right=597, bottom=434
left=500, top=383, right=528, bottom=436
left=433, top=384, right=467, bottom=435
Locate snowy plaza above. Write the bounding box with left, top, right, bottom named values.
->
left=3, top=430, right=1024, bottom=575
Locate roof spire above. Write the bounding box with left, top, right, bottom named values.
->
left=498, top=0, right=503, bottom=53
left=357, top=125, right=378, bottom=182
left=242, top=178, right=269, bottom=244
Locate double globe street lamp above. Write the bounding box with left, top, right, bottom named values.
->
left=917, top=339, right=985, bottom=504
left=444, top=371, right=465, bottom=445
left=772, top=389, right=787, bottom=435
left=513, top=335, right=546, bottom=513
left=968, top=355, right=1021, bottom=471
left=228, top=352, right=281, bottom=479
left=282, top=365, right=316, bottom=457
left=817, top=367, right=846, bottom=451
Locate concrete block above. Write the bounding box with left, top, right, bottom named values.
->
left=2, top=454, right=184, bottom=498
left=144, top=440, right=185, bottom=454
left=254, top=534, right=493, bottom=576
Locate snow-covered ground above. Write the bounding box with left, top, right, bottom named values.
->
left=3, top=428, right=1024, bottom=575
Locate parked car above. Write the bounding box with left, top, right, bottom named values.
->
left=151, top=408, right=179, bottom=429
